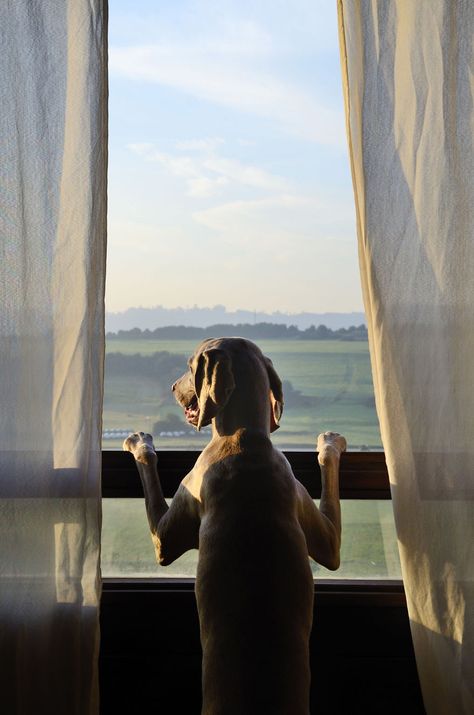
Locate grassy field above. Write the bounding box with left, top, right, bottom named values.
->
left=101, top=498, right=401, bottom=580
left=103, top=338, right=382, bottom=449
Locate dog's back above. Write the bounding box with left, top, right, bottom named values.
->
left=125, top=338, right=345, bottom=714
left=196, top=431, right=313, bottom=714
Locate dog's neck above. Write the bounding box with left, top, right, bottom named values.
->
left=212, top=385, right=271, bottom=438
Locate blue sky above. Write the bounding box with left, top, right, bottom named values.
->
left=106, top=0, right=363, bottom=314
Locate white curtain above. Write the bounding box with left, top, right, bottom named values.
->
left=338, top=1, right=474, bottom=713
left=0, top=2, right=107, bottom=713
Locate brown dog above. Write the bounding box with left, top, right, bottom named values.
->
left=124, top=337, right=346, bottom=714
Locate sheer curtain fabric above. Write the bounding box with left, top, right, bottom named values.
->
left=338, top=1, right=474, bottom=713
left=0, top=2, right=107, bottom=713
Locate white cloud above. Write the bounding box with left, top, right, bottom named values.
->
left=202, top=157, right=288, bottom=191
left=193, top=194, right=355, bottom=240
left=237, top=138, right=256, bottom=147
left=127, top=142, right=289, bottom=197
left=175, top=137, right=225, bottom=152
left=188, top=176, right=229, bottom=198
left=127, top=142, right=154, bottom=156
left=107, top=219, right=185, bottom=254
left=110, top=43, right=344, bottom=147
left=105, top=194, right=361, bottom=315
left=186, top=192, right=360, bottom=313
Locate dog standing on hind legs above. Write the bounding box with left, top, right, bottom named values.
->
left=124, top=337, right=346, bottom=715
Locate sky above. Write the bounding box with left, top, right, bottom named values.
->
left=106, top=0, right=363, bottom=315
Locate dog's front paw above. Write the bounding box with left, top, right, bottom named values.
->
left=317, top=431, right=347, bottom=466
left=123, top=431, right=157, bottom=464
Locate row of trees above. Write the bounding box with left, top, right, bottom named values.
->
left=107, top=322, right=368, bottom=341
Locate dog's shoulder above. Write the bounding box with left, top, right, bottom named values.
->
left=197, top=430, right=297, bottom=508
left=211, top=429, right=278, bottom=472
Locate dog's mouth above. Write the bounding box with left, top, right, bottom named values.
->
left=184, top=395, right=200, bottom=425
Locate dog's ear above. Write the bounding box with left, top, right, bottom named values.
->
left=194, top=348, right=235, bottom=430
left=264, top=357, right=284, bottom=432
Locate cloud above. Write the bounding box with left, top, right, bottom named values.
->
left=202, top=157, right=288, bottom=191
left=193, top=194, right=354, bottom=241
left=175, top=137, right=225, bottom=152
left=187, top=192, right=360, bottom=313
left=127, top=142, right=154, bottom=157
left=110, top=42, right=344, bottom=147
left=127, top=142, right=289, bottom=197
left=107, top=219, right=185, bottom=254
left=237, top=138, right=256, bottom=147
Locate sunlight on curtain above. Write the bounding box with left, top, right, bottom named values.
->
left=338, top=1, right=474, bottom=713
left=0, top=2, right=107, bottom=713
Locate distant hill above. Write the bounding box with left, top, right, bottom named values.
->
left=107, top=322, right=368, bottom=341
left=105, top=305, right=366, bottom=332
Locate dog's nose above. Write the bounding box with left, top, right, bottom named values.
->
left=171, top=381, right=177, bottom=392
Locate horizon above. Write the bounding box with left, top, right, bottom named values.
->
left=106, top=302, right=366, bottom=317
left=106, top=0, right=363, bottom=315
left=105, top=303, right=366, bottom=332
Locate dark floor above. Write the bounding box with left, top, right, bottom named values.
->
left=99, top=581, right=425, bottom=714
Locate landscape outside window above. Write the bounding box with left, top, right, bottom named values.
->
left=103, top=1, right=396, bottom=579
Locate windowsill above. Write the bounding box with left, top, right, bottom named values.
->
left=101, top=577, right=406, bottom=607
left=102, top=449, right=391, bottom=499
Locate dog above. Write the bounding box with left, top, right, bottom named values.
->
left=124, top=337, right=346, bottom=714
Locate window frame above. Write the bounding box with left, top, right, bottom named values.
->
left=101, top=449, right=405, bottom=604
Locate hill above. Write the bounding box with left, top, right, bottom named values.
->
left=105, top=305, right=366, bottom=332
left=106, top=322, right=368, bottom=341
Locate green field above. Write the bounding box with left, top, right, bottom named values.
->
left=103, top=338, right=382, bottom=449
left=101, top=498, right=401, bottom=580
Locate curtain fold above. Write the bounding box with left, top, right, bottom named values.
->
left=0, top=2, right=107, bottom=713
left=338, top=1, right=474, bottom=713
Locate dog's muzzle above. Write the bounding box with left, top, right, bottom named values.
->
left=184, top=395, right=200, bottom=425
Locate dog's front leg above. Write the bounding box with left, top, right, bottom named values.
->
left=123, top=432, right=169, bottom=555
left=296, top=431, right=346, bottom=570
left=123, top=431, right=201, bottom=565
left=316, top=431, right=346, bottom=568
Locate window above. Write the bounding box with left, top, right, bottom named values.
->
left=105, top=0, right=381, bottom=452
left=103, top=1, right=396, bottom=584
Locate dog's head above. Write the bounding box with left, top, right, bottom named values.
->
left=172, top=338, right=284, bottom=432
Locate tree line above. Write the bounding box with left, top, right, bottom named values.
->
left=107, top=322, right=368, bottom=341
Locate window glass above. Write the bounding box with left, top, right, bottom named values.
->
left=105, top=1, right=382, bottom=450
left=101, top=499, right=401, bottom=580
left=103, top=3, right=387, bottom=583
